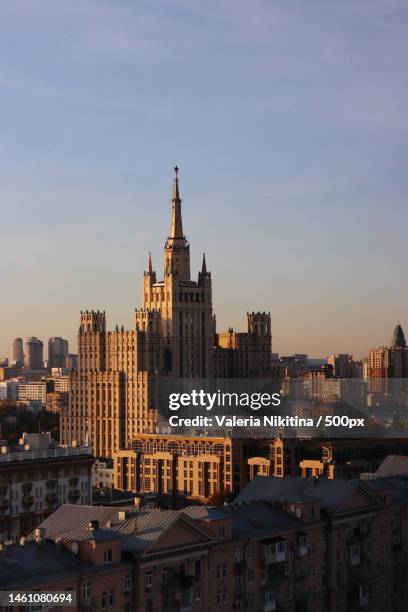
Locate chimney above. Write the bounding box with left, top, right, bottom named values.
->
left=134, top=496, right=141, bottom=508
left=34, top=527, right=45, bottom=542
left=87, top=520, right=99, bottom=532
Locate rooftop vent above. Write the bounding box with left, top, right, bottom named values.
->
left=87, top=520, right=99, bottom=531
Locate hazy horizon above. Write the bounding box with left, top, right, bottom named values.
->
left=1, top=0, right=407, bottom=360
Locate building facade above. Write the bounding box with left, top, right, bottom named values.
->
left=11, top=337, right=24, bottom=367
left=24, top=336, right=44, bottom=371
left=6, top=473, right=408, bottom=612
left=0, top=432, right=93, bottom=540
left=48, top=337, right=69, bottom=369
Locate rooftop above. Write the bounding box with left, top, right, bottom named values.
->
left=0, top=540, right=118, bottom=589
left=0, top=432, right=92, bottom=464
left=234, top=475, right=380, bottom=510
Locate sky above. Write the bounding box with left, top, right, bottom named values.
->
left=0, top=0, right=407, bottom=360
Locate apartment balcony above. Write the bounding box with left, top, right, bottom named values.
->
left=264, top=550, right=286, bottom=564
left=22, top=495, right=34, bottom=508
left=22, top=482, right=33, bottom=496
left=261, top=594, right=277, bottom=612
left=46, top=492, right=58, bottom=505
left=161, top=572, right=194, bottom=592
left=68, top=489, right=81, bottom=503
left=359, top=594, right=369, bottom=607
left=234, top=560, right=247, bottom=573
left=294, top=568, right=307, bottom=582
left=80, top=598, right=98, bottom=611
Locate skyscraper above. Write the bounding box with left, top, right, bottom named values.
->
left=11, top=337, right=24, bottom=367
left=48, top=337, right=69, bottom=369
left=366, top=323, right=408, bottom=392
left=25, top=337, right=44, bottom=371
left=62, top=169, right=272, bottom=461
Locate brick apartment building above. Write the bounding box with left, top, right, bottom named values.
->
left=0, top=432, right=93, bottom=540
left=2, top=474, right=408, bottom=612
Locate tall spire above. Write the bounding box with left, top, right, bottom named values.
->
left=169, top=165, right=184, bottom=239
left=148, top=252, right=153, bottom=275
left=201, top=253, right=207, bottom=275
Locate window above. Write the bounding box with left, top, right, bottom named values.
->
left=83, top=582, right=91, bottom=600
left=109, top=590, right=115, bottom=607
left=247, top=568, right=254, bottom=584
left=218, top=525, right=225, bottom=539
left=194, top=582, right=201, bottom=601
left=123, top=575, right=132, bottom=593
left=101, top=592, right=107, bottom=609
left=104, top=548, right=112, bottom=564
left=350, top=545, right=360, bottom=559
left=145, top=571, right=153, bottom=588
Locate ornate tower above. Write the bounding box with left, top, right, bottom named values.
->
left=143, top=167, right=213, bottom=377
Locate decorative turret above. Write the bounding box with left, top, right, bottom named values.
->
left=144, top=252, right=156, bottom=283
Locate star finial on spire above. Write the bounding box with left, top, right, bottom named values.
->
left=174, top=165, right=179, bottom=178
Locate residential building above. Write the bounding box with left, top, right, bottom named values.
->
left=366, top=324, right=408, bottom=393
left=327, top=353, right=361, bottom=378
left=93, top=460, right=114, bottom=489
left=0, top=432, right=93, bottom=540
left=0, top=527, right=132, bottom=612
left=13, top=472, right=408, bottom=612
left=18, top=380, right=47, bottom=403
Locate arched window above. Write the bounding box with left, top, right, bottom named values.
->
left=101, top=592, right=107, bottom=609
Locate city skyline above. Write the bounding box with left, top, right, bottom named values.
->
left=1, top=166, right=406, bottom=361
left=1, top=1, right=408, bottom=358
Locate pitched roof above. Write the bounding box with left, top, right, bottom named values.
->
left=375, top=455, right=408, bottom=477
left=33, top=504, right=124, bottom=542
left=367, top=475, right=408, bottom=505
left=34, top=504, right=214, bottom=554
left=182, top=506, right=229, bottom=521
left=234, top=476, right=379, bottom=511
left=231, top=501, right=301, bottom=540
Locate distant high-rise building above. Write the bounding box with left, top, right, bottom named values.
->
left=11, top=337, right=24, bottom=367
left=25, top=337, right=44, bottom=370
left=366, top=323, right=408, bottom=392
left=48, top=337, right=69, bottom=369
left=66, top=353, right=78, bottom=370
left=327, top=353, right=359, bottom=378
